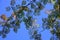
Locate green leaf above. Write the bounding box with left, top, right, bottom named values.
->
left=36, top=2, right=44, bottom=10
left=50, top=29, right=55, bottom=34
left=17, top=12, right=24, bottom=18
left=34, top=8, right=40, bottom=16
left=0, top=31, right=2, bottom=36
left=31, top=3, right=36, bottom=9
left=33, top=34, right=41, bottom=40
left=56, top=31, right=60, bottom=38
left=54, top=3, right=59, bottom=10
left=15, top=20, right=20, bottom=26
left=25, top=24, right=30, bottom=30
left=40, top=0, right=48, bottom=5
left=33, top=30, right=37, bottom=35
left=13, top=27, right=18, bottom=33
left=32, top=0, right=36, bottom=2
left=2, top=34, right=6, bottom=38
left=10, top=21, right=15, bottom=24
left=23, top=16, right=32, bottom=29
left=16, top=4, right=20, bottom=9
left=4, top=23, right=11, bottom=28
left=7, top=16, right=13, bottom=21
left=22, top=0, right=26, bottom=5
left=58, top=0, right=60, bottom=4
left=4, top=28, right=10, bottom=34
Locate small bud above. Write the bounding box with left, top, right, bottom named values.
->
left=0, top=14, right=7, bottom=21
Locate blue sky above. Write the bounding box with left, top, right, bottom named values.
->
left=0, top=0, right=54, bottom=40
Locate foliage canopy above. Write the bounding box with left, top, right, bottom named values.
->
left=0, top=0, right=60, bottom=40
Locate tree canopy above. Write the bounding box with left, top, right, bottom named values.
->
left=0, top=0, right=60, bottom=40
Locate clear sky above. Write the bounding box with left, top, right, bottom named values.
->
left=0, top=0, right=54, bottom=40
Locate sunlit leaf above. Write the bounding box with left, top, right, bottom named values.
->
left=54, top=3, right=59, bottom=10
left=51, top=0, right=56, bottom=4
